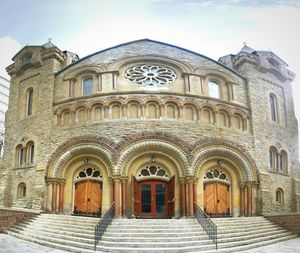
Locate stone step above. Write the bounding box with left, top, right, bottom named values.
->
left=103, top=231, right=207, bottom=238
left=101, top=234, right=209, bottom=242
left=7, top=229, right=94, bottom=250
left=31, top=217, right=99, bottom=226
left=11, top=224, right=95, bottom=239
left=217, top=224, right=282, bottom=234
left=40, top=213, right=99, bottom=221
left=24, top=220, right=96, bottom=230
left=7, top=230, right=95, bottom=253
left=107, top=224, right=201, bottom=229
left=9, top=226, right=95, bottom=245
left=105, top=227, right=204, bottom=233
left=15, top=222, right=96, bottom=234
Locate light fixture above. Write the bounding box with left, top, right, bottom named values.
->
left=151, top=155, right=156, bottom=163
left=84, top=158, right=89, bottom=164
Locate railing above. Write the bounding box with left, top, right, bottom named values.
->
left=94, top=203, right=115, bottom=251
left=194, top=203, right=217, bottom=250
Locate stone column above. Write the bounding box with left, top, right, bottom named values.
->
left=193, top=179, right=198, bottom=205
left=98, top=74, right=102, bottom=92
left=58, top=182, right=65, bottom=213
left=114, top=178, right=121, bottom=217
left=239, top=183, right=245, bottom=216
left=247, top=183, right=252, bottom=216
left=122, top=178, right=127, bottom=217
left=110, top=178, right=114, bottom=205
left=188, top=178, right=194, bottom=217
left=104, top=106, right=109, bottom=119
left=160, top=104, right=165, bottom=119
left=52, top=181, right=57, bottom=213
left=180, top=178, right=186, bottom=217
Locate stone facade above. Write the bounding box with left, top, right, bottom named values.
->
left=0, top=39, right=299, bottom=217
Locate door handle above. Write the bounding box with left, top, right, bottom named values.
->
left=217, top=200, right=220, bottom=203
left=87, top=198, right=91, bottom=202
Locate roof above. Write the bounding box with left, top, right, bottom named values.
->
left=56, top=38, right=246, bottom=80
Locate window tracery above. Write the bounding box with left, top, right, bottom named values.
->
left=125, top=65, right=176, bottom=86
left=74, top=167, right=102, bottom=182
left=137, top=165, right=170, bottom=181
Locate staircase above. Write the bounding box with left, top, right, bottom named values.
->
left=6, top=214, right=297, bottom=253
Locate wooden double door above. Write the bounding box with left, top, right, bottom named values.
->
left=133, top=176, right=175, bottom=218
left=74, top=180, right=102, bottom=216
left=204, top=182, right=230, bottom=216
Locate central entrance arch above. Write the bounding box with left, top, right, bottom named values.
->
left=133, top=165, right=175, bottom=218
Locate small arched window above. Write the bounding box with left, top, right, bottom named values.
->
left=270, top=94, right=278, bottom=122
left=166, top=104, right=176, bottom=119
left=82, top=78, right=93, bottom=96
left=17, top=183, right=26, bottom=199
left=111, top=104, right=121, bottom=119
left=269, top=146, right=277, bottom=170
left=275, top=188, right=283, bottom=204
left=129, top=103, right=139, bottom=118
left=26, top=141, right=34, bottom=165
left=208, top=81, right=220, bottom=99
left=279, top=150, right=288, bottom=173
left=16, top=145, right=25, bottom=166
left=147, top=104, right=158, bottom=119
left=27, top=88, right=33, bottom=116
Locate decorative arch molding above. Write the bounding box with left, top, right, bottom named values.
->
left=63, top=65, right=106, bottom=80
left=195, top=68, right=238, bottom=84
left=191, top=139, right=257, bottom=182
left=109, top=55, right=194, bottom=74
left=116, top=139, right=190, bottom=177
left=115, top=131, right=191, bottom=152
left=51, top=144, right=113, bottom=178
left=47, top=135, right=116, bottom=177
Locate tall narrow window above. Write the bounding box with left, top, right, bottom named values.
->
left=17, top=145, right=25, bottom=166
left=27, top=88, right=33, bottom=116
left=275, top=188, right=283, bottom=204
left=279, top=150, right=288, bottom=173
left=18, top=183, right=27, bottom=198
left=27, top=142, right=34, bottom=165
left=82, top=78, right=93, bottom=96
left=269, top=146, right=277, bottom=170
left=208, top=81, right=219, bottom=99
left=270, top=94, right=278, bottom=122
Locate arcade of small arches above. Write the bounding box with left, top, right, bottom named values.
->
left=44, top=135, right=258, bottom=218
left=55, top=97, right=248, bottom=131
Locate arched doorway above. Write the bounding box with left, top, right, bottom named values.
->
left=203, top=169, right=231, bottom=217
left=132, top=164, right=175, bottom=218
left=73, top=167, right=103, bottom=216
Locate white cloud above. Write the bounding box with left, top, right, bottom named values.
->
left=0, top=36, right=22, bottom=79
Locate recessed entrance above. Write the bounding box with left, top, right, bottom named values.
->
left=73, top=167, right=103, bottom=216
left=133, top=176, right=175, bottom=218
left=204, top=182, right=230, bottom=216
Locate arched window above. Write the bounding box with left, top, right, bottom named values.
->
left=93, top=105, right=103, bottom=121
left=26, top=141, right=34, bottom=165
left=269, top=146, right=277, bottom=170
left=16, top=145, right=25, bottom=166
left=82, top=78, right=93, bottom=96
left=275, top=188, right=283, bottom=204
left=76, top=107, right=86, bottom=123
left=270, top=94, right=278, bottom=122
left=279, top=150, right=288, bottom=173
left=232, top=114, right=243, bottom=130
left=208, top=81, right=220, bottom=99
left=17, top=183, right=26, bottom=198
left=218, top=110, right=229, bottom=127
left=27, top=88, right=33, bottom=116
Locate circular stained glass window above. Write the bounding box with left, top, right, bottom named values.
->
left=125, top=65, right=176, bottom=86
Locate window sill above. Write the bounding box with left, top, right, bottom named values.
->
left=268, top=169, right=289, bottom=177
left=13, top=164, right=36, bottom=170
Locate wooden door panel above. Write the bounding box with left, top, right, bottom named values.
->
left=217, top=183, right=229, bottom=214
left=132, top=176, right=140, bottom=216
left=75, top=181, right=88, bottom=212
left=89, top=181, right=102, bottom=213
left=204, top=183, right=217, bottom=214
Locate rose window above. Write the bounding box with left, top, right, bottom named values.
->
left=125, top=65, right=176, bottom=86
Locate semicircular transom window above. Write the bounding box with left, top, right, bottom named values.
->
left=204, top=169, right=229, bottom=182
left=125, top=65, right=176, bottom=86
left=137, top=165, right=170, bottom=181
left=74, top=167, right=102, bottom=182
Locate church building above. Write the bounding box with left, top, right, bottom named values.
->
left=0, top=39, right=299, bottom=220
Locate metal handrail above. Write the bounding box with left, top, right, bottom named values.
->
left=94, top=203, right=115, bottom=251
left=194, top=203, right=217, bottom=250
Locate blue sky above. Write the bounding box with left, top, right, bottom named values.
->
left=0, top=0, right=299, bottom=127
